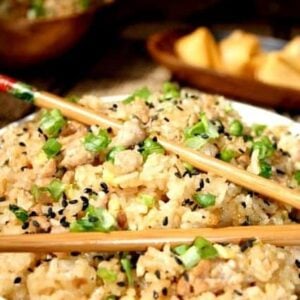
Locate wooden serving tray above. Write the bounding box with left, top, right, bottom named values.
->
left=147, top=28, right=300, bottom=110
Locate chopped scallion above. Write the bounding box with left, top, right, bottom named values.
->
left=184, top=113, right=219, bottom=149
left=177, top=237, right=218, bottom=269
left=123, top=87, right=151, bottom=104
left=294, top=170, right=300, bottom=185
left=138, top=194, right=155, bottom=208
left=97, top=267, right=117, bottom=283
left=259, top=160, right=272, bottom=178
left=252, top=136, right=274, bottom=160
left=106, top=146, right=125, bottom=163
left=47, top=179, right=65, bottom=201
left=83, top=130, right=111, bottom=153
left=173, top=244, right=189, bottom=256
left=161, top=81, right=180, bottom=100
left=121, top=257, right=134, bottom=286
left=9, top=204, right=28, bottom=223
left=40, top=109, right=66, bottom=138
left=139, top=138, right=165, bottom=160
left=70, top=206, right=116, bottom=232
left=252, top=124, right=266, bottom=136
left=42, top=138, right=62, bottom=158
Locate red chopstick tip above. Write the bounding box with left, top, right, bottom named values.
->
left=0, top=74, right=17, bottom=93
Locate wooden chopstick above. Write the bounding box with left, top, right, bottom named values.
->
left=0, top=225, right=299, bottom=252
left=0, top=74, right=299, bottom=209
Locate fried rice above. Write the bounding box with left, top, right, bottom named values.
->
left=0, top=84, right=299, bottom=299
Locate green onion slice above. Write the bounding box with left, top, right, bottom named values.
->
left=70, top=206, right=116, bottom=232
left=97, top=267, right=117, bottom=283
left=9, top=204, right=28, bottom=223
left=123, top=87, right=151, bottom=104
left=83, top=130, right=111, bottom=153
left=121, top=257, right=134, bottom=286
left=42, top=138, right=62, bottom=158
left=40, top=109, right=66, bottom=138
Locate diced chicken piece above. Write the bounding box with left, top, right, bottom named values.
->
left=114, top=150, right=143, bottom=174
left=27, top=258, right=97, bottom=299
left=201, top=143, right=219, bottom=157
left=36, top=159, right=57, bottom=179
left=62, top=170, right=75, bottom=184
left=127, top=100, right=150, bottom=123
left=61, top=140, right=95, bottom=169
left=29, top=216, right=51, bottom=233
left=177, top=260, right=212, bottom=296
left=113, top=119, right=146, bottom=148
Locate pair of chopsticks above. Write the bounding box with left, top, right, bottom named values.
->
left=0, top=74, right=299, bottom=252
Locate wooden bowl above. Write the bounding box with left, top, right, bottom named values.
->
left=147, top=29, right=300, bottom=110
left=0, top=8, right=96, bottom=68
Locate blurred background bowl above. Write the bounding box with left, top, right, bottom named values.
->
left=0, top=8, right=97, bottom=68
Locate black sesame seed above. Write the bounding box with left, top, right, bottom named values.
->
left=107, top=127, right=113, bottom=133
left=19, top=142, right=26, bottom=147
left=247, top=191, right=254, bottom=197
left=69, top=199, right=78, bottom=205
left=205, top=178, right=210, bottom=183
left=58, top=209, right=64, bottom=215
left=60, top=216, right=70, bottom=228
left=71, top=251, right=81, bottom=256
left=153, top=291, right=159, bottom=299
left=100, top=182, right=109, bottom=194
left=80, top=196, right=89, bottom=211
left=174, top=256, right=183, bottom=265
left=83, top=187, right=93, bottom=194
left=238, top=148, right=245, bottom=154
left=162, top=287, right=168, bottom=296
left=117, top=281, right=126, bottom=287
left=152, top=136, right=158, bottom=142
left=162, top=216, right=168, bottom=226
left=182, top=198, right=193, bottom=206
left=61, top=198, right=68, bottom=208
left=196, top=179, right=205, bottom=192
left=183, top=272, right=189, bottom=282
left=239, top=238, right=256, bottom=252
left=289, top=209, right=300, bottom=223
left=295, top=259, right=300, bottom=268
left=174, top=171, right=182, bottom=178
left=20, top=166, right=28, bottom=171
left=0, top=196, right=6, bottom=202
left=164, top=117, right=170, bottom=122
left=29, top=211, right=38, bottom=217
left=22, top=222, right=29, bottom=230
left=234, top=290, right=243, bottom=296
left=176, top=105, right=183, bottom=111
left=47, top=207, right=56, bottom=219
left=13, top=277, right=22, bottom=284
left=241, top=201, right=246, bottom=208
left=276, top=169, right=285, bottom=175
left=154, top=270, right=161, bottom=279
